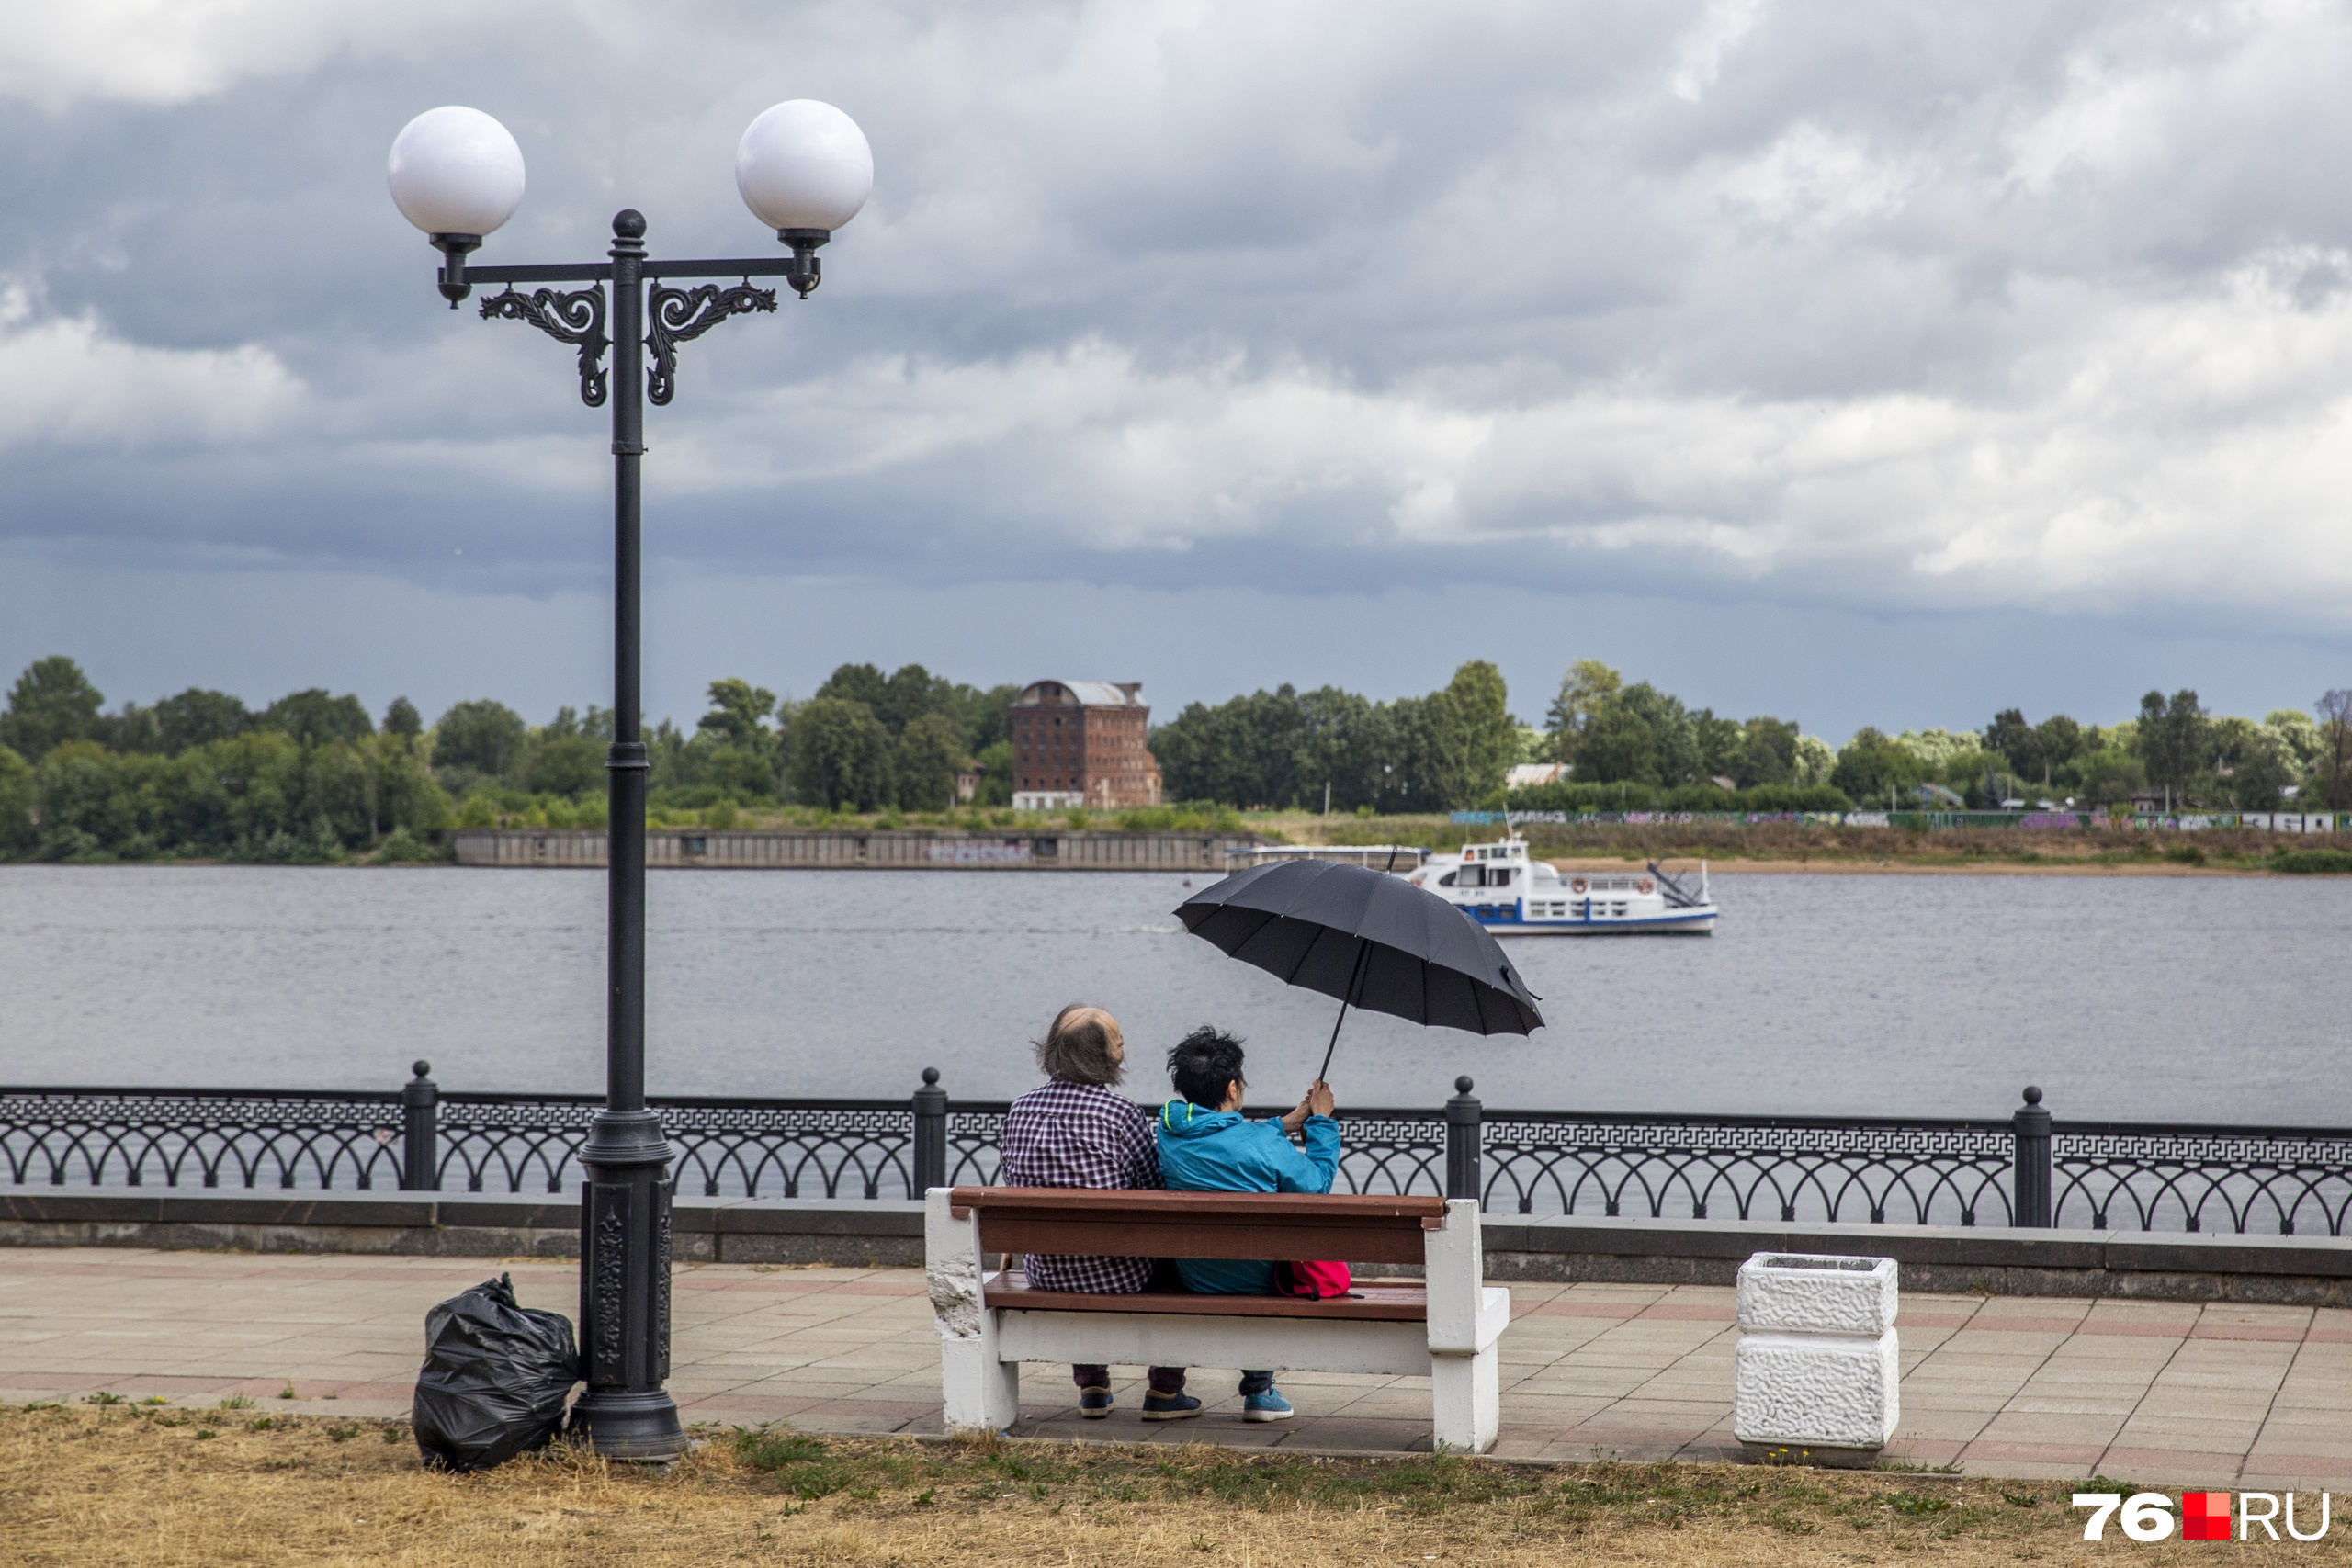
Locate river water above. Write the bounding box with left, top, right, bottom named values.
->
left=1, top=865, right=2346, bottom=1125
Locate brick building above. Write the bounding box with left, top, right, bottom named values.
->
left=1010, top=681, right=1164, bottom=810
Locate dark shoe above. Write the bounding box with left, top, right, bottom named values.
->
left=1078, top=1386, right=1113, bottom=1418
left=1140, top=1391, right=1203, bottom=1422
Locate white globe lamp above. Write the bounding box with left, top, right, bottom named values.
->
left=735, top=100, right=873, bottom=238
left=388, top=107, right=526, bottom=246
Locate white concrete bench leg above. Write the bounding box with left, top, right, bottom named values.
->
left=1425, top=1199, right=1507, bottom=1454
left=926, top=1188, right=1017, bottom=1434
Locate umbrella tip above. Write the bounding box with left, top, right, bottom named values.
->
left=1454, top=1076, right=1474, bottom=1095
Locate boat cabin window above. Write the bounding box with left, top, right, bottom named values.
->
left=1458, top=865, right=1486, bottom=887
left=1438, top=870, right=1458, bottom=887
left=1489, top=868, right=1512, bottom=886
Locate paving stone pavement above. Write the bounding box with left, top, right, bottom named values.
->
left=4, top=1248, right=2347, bottom=1486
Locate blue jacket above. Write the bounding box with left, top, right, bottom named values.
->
left=1156, top=1099, right=1340, bottom=1294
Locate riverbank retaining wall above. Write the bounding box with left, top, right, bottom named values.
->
left=447, top=828, right=1263, bottom=871
left=8, top=1190, right=2349, bottom=1304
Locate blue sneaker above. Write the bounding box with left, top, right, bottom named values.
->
left=1241, top=1387, right=1294, bottom=1423
left=1078, top=1386, right=1113, bottom=1418
left=1140, top=1391, right=1203, bottom=1422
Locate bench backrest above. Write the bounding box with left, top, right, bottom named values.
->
left=947, top=1186, right=1445, bottom=1264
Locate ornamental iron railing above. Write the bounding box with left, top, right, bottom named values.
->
left=4, top=1067, right=2346, bottom=1237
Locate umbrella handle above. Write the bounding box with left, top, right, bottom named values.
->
left=1314, top=942, right=1373, bottom=1088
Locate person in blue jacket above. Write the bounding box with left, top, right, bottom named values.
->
left=1156, top=1025, right=1339, bottom=1423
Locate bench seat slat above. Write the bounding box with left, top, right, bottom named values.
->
left=985, top=1273, right=1428, bottom=1323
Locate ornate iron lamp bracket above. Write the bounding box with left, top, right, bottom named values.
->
left=480, top=285, right=611, bottom=408
left=646, top=282, right=777, bottom=405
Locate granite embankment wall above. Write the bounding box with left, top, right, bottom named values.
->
left=448, top=828, right=1261, bottom=871
left=7, top=1190, right=2350, bottom=1305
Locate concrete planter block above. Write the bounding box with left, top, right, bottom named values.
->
left=1736, top=1251, right=1896, bottom=1336
left=1733, top=1253, right=1898, bottom=1465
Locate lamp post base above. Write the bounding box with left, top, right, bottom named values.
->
left=570, top=1387, right=684, bottom=1461
left=575, top=1104, right=679, bottom=1461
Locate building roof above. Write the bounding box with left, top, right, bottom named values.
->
left=1015, top=680, right=1146, bottom=708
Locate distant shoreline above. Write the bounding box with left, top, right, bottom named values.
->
left=1536, top=856, right=2287, bottom=877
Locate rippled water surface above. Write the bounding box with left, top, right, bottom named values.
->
left=2, top=864, right=2346, bottom=1123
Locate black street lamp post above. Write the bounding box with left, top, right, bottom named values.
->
left=389, top=102, right=872, bottom=1461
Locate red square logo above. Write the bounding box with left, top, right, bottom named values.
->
left=2183, top=1492, right=2231, bottom=1541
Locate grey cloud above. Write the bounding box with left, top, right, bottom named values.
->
left=1, top=0, right=2350, bottom=687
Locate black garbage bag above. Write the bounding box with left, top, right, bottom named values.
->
left=412, top=1272, right=581, bottom=1472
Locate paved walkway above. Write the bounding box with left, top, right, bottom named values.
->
left=3, top=1249, right=2346, bottom=1487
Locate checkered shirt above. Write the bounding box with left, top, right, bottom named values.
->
left=994, top=1080, right=1159, bottom=1295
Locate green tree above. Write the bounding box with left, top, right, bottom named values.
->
left=893, top=711, right=966, bottom=811
left=697, top=678, right=777, bottom=750
left=376, top=738, right=452, bottom=832
left=258, top=689, right=374, bottom=748
left=972, top=739, right=1014, bottom=806
left=153, top=688, right=250, bottom=753
left=2075, top=746, right=2146, bottom=807
left=1692, top=710, right=1744, bottom=783
left=1543, top=660, right=1622, bottom=763
left=431, top=699, right=528, bottom=781
left=102, top=703, right=163, bottom=754
left=1733, top=717, right=1801, bottom=787
left=35, top=740, right=140, bottom=856
left=701, top=742, right=780, bottom=801
left=2260, top=709, right=2319, bottom=772
left=1574, top=703, right=1659, bottom=784
left=0, top=744, right=33, bottom=856
left=788, top=696, right=890, bottom=809
left=304, top=741, right=375, bottom=847
left=2134, top=689, right=2210, bottom=807
left=1294, top=686, right=1392, bottom=811
left=2225, top=724, right=2299, bottom=810
left=2316, top=690, right=2352, bottom=811
left=1984, top=709, right=2038, bottom=777
left=1, top=656, right=104, bottom=761
left=1830, top=728, right=1927, bottom=806
left=1415, top=660, right=1517, bottom=808
left=382, top=696, right=423, bottom=739
left=526, top=733, right=606, bottom=797
left=813, top=663, right=891, bottom=722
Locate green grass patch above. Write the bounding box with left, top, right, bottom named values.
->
left=2273, top=847, right=2352, bottom=874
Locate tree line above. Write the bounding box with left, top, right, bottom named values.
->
left=1150, top=660, right=2352, bottom=816
left=0, top=656, right=1023, bottom=862
left=4, top=651, right=2346, bottom=863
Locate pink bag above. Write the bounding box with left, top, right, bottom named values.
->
left=1274, top=1259, right=1353, bottom=1300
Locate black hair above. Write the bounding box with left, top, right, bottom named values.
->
left=1166, top=1026, right=1247, bottom=1110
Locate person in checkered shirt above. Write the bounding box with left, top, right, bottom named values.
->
left=996, top=1005, right=1200, bottom=1421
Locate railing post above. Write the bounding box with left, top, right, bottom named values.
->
left=912, top=1067, right=948, bottom=1195
left=1445, top=1076, right=1482, bottom=1203
left=401, top=1060, right=439, bottom=1191
left=2012, top=1084, right=2052, bottom=1227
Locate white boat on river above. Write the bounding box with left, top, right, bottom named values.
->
left=1401, top=835, right=1719, bottom=935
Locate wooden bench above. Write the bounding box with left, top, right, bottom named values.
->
left=923, top=1186, right=1509, bottom=1452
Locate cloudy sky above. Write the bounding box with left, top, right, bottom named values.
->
left=3, top=0, right=2349, bottom=740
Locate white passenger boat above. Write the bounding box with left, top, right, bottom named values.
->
left=1401, top=835, right=1718, bottom=935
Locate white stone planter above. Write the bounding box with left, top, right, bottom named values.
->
left=1732, top=1252, right=1898, bottom=1467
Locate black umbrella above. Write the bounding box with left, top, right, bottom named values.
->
left=1175, top=858, right=1545, bottom=1083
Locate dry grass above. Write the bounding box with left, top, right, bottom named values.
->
left=6, top=1404, right=2332, bottom=1566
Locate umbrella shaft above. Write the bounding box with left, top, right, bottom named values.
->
left=1315, top=942, right=1372, bottom=1087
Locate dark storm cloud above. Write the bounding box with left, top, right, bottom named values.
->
left=4, top=0, right=2352, bottom=677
